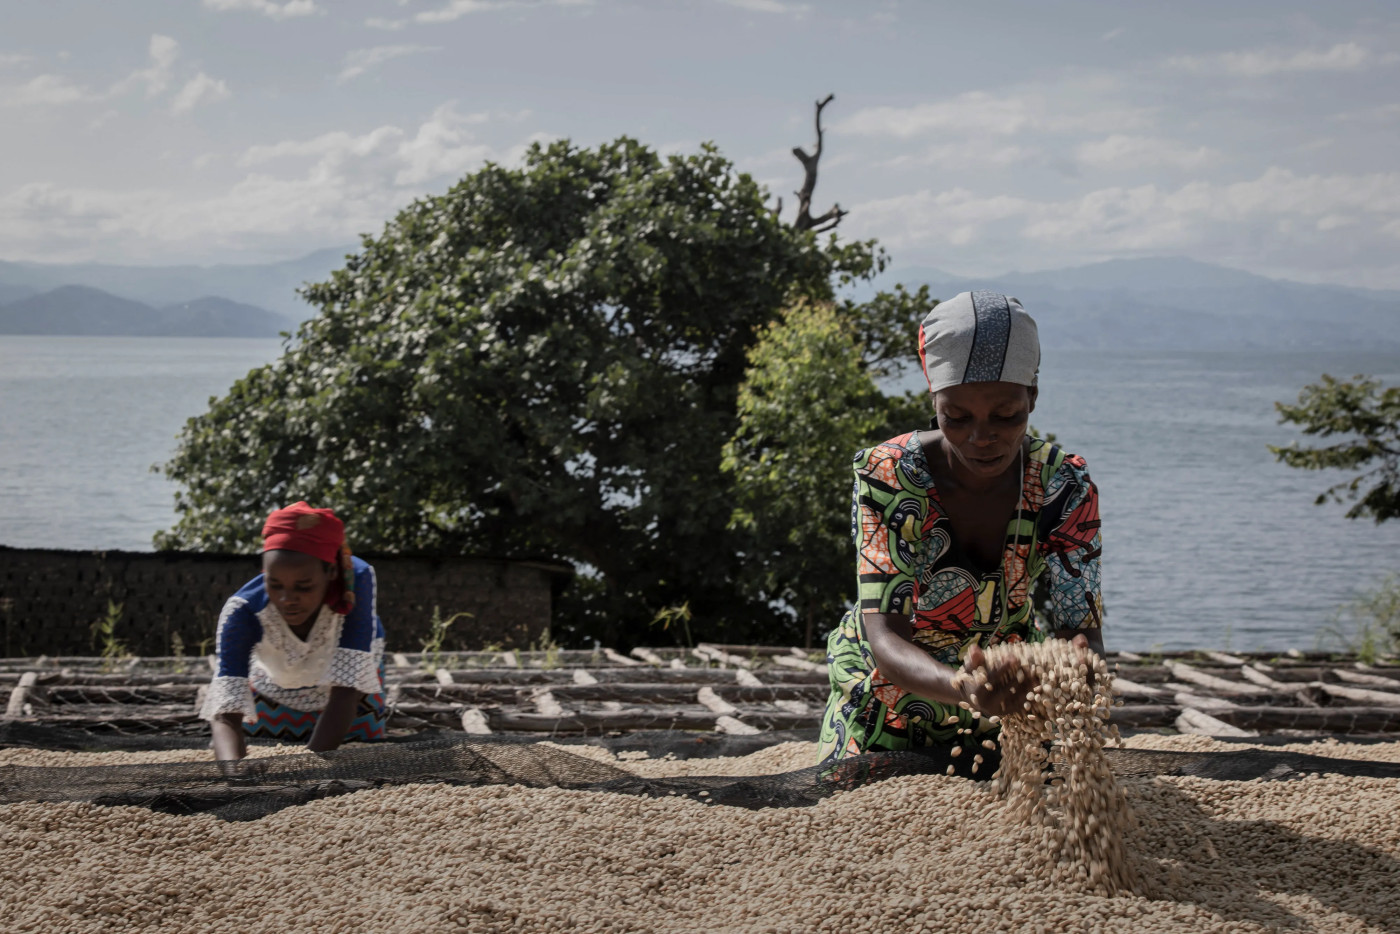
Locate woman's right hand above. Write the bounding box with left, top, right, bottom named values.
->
left=957, top=643, right=1038, bottom=720
left=211, top=712, right=248, bottom=763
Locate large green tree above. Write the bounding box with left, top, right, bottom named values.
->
left=1272, top=374, right=1400, bottom=522
left=158, top=135, right=897, bottom=646
left=722, top=296, right=931, bottom=647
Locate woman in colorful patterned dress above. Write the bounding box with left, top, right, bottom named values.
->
left=201, top=502, right=388, bottom=761
left=819, top=291, right=1103, bottom=767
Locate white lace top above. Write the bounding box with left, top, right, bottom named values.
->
left=200, top=557, right=385, bottom=723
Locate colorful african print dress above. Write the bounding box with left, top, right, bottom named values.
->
left=818, top=433, right=1102, bottom=765
left=200, top=555, right=388, bottom=742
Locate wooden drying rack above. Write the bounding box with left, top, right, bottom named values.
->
left=2, top=645, right=1399, bottom=739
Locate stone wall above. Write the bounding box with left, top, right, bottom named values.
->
left=0, top=547, right=572, bottom=658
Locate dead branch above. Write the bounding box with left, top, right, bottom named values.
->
left=791, top=93, right=847, bottom=233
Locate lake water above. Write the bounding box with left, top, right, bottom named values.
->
left=2, top=335, right=1399, bottom=652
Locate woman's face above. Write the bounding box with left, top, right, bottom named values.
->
left=934, top=381, right=1037, bottom=481
left=262, top=550, right=334, bottom=627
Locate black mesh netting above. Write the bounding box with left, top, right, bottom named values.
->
left=3, top=723, right=1398, bottom=823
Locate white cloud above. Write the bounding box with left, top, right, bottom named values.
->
left=394, top=106, right=498, bottom=184
left=850, top=168, right=1400, bottom=269
left=381, top=0, right=590, bottom=27
left=1076, top=135, right=1218, bottom=170
left=0, top=108, right=549, bottom=262
left=719, top=0, right=812, bottom=14
left=837, top=90, right=1150, bottom=139
left=0, top=53, right=34, bottom=68
left=1101, top=27, right=1125, bottom=41
left=109, top=34, right=180, bottom=98
left=874, top=140, right=1035, bottom=171
left=338, top=45, right=439, bottom=83
left=171, top=73, right=232, bottom=114
left=0, top=73, right=102, bottom=107
left=1, top=34, right=191, bottom=109
left=415, top=0, right=502, bottom=21
left=240, top=125, right=406, bottom=167
left=201, top=0, right=320, bottom=20
left=1169, top=42, right=1390, bottom=77
left=1334, top=102, right=1400, bottom=124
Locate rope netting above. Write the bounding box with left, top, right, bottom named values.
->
left=3, top=723, right=1399, bottom=823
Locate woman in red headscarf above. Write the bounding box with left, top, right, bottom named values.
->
left=200, top=502, right=388, bottom=761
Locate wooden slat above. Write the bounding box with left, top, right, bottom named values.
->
left=715, top=715, right=759, bottom=735
left=1177, top=707, right=1257, bottom=737
left=602, top=647, right=642, bottom=667
left=630, top=647, right=664, bottom=666
left=694, top=645, right=755, bottom=669
left=1240, top=665, right=1288, bottom=690
left=1174, top=692, right=1239, bottom=712
left=531, top=690, right=569, bottom=718
left=696, top=686, right=739, bottom=716
left=1110, top=705, right=1180, bottom=728
left=1316, top=682, right=1400, bottom=707
left=4, top=672, right=37, bottom=719
left=390, top=683, right=826, bottom=706
left=735, top=669, right=764, bottom=688
left=1167, top=662, right=1273, bottom=698
left=1333, top=669, right=1400, bottom=690
left=1111, top=677, right=1170, bottom=699
left=460, top=707, right=492, bottom=734
left=771, top=655, right=824, bottom=673
left=1215, top=705, right=1400, bottom=733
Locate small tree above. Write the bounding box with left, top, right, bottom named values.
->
left=722, top=297, right=930, bottom=647
left=1272, top=374, right=1400, bottom=522
left=1275, top=373, right=1400, bottom=658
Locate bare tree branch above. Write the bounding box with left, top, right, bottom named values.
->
left=791, top=93, right=847, bottom=233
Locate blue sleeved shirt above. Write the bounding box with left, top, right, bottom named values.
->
left=201, top=556, right=386, bottom=721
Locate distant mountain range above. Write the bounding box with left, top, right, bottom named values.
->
left=0, top=251, right=1396, bottom=348
left=0, top=246, right=350, bottom=319
left=874, top=257, right=1400, bottom=351
left=0, top=286, right=290, bottom=338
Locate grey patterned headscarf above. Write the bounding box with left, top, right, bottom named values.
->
left=917, top=290, right=1040, bottom=394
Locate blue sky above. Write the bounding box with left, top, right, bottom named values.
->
left=3, top=0, right=1399, bottom=286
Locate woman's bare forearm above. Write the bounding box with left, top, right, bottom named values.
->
left=307, top=686, right=361, bottom=753
left=211, top=713, right=247, bottom=761
left=864, top=612, right=968, bottom=706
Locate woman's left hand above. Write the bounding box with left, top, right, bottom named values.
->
left=958, top=643, right=1038, bottom=719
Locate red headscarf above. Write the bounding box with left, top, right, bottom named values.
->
left=261, top=502, right=356, bottom=615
